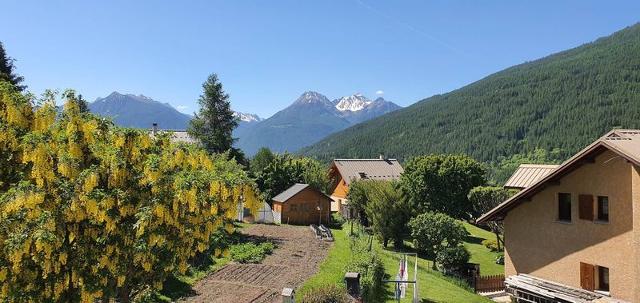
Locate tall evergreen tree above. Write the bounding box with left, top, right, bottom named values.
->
left=188, top=73, right=238, bottom=154
left=0, top=42, right=26, bottom=91
left=77, top=94, right=90, bottom=113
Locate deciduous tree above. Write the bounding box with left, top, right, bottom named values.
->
left=400, top=154, right=486, bottom=219
left=0, top=85, right=261, bottom=302
left=409, top=212, right=467, bottom=268
left=364, top=181, right=409, bottom=247
left=254, top=153, right=330, bottom=201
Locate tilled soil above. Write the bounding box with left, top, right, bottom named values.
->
left=182, top=224, right=332, bottom=303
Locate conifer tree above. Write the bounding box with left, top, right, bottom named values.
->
left=77, top=94, right=90, bottom=113
left=0, top=42, right=25, bottom=91
left=188, top=74, right=238, bottom=155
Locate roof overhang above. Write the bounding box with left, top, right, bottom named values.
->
left=478, top=138, right=639, bottom=224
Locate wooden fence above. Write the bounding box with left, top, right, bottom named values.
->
left=474, top=274, right=505, bottom=293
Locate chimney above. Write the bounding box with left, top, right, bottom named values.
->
left=152, top=123, right=158, bottom=135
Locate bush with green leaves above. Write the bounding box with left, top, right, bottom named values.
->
left=409, top=212, right=468, bottom=259
left=229, top=242, right=275, bottom=263
left=299, top=284, right=349, bottom=303
left=344, top=236, right=385, bottom=301
left=364, top=181, right=410, bottom=247
left=330, top=212, right=346, bottom=228
left=481, top=239, right=500, bottom=252
left=436, top=245, right=470, bottom=273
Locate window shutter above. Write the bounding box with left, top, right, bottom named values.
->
left=579, top=194, right=594, bottom=220
left=580, top=262, right=595, bottom=291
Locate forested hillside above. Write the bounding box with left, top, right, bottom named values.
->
left=301, top=23, right=640, bottom=164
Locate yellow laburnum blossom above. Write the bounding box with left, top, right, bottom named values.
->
left=117, top=275, right=126, bottom=287
left=59, top=252, right=68, bottom=265
left=83, top=172, right=99, bottom=193
left=0, top=89, right=264, bottom=302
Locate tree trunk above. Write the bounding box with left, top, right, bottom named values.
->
left=118, top=285, right=131, bottom=303
left=495, top=231, right=502, bottom=251
left=383, top=238, right=388, bottom=247
left=350, top=219, right=354, bottom=236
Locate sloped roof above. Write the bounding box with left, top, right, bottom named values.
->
left=272, top=183, right=331, bottom=203
left=150, top=129, right=199, bottom=144
left=504, top=164, right=559, bottom=189
left=332, top=159, right=404, bottom=185
left=168, top=131, right=199, bottom=144
left=478, top=129, right=640, bottom=223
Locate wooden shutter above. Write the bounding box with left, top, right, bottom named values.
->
left=580, top=262, right=595, bottom=291
left=579, top=194, right=594, bottom=220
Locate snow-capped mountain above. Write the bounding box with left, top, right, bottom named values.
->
left=233, top=111, right=262, bottom=123
left=334, top=93, right=372, bottom=112
left=234, top=91, right=402, bottom=155
left=333, top=94, right=402, bottom=124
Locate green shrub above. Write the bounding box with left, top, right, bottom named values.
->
left=229, top=242, right=275, bottom=263
left=481, top=239, right=500, bottom=252
left=409, top=212, right=468, bottom=257
left=344, top=237, right=385, bottom=301
left=436, top=245, right=470, bottom=272
left=330, top=212, right=346, bottom=228
left=299, top=284, right=349, bottom=303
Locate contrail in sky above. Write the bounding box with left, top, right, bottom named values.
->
left=353, top=0, right=467, bottom=57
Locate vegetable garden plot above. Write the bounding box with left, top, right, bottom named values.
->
left=182, top=224, right=331, bottom=303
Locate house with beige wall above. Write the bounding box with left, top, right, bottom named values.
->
left=329, top=158, right=404, bottom=218
left=479, top=129, right=640, bottom=303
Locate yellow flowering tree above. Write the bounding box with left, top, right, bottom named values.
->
left=0, top=83, right=262, bottom=302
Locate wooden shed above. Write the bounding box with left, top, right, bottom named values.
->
left=272, top=183, right=332, bottom=225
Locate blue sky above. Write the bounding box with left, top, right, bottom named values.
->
left=1, top=1, right=639, bottom=118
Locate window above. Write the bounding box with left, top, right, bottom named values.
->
left=558, top=193, right=572, bottom=222
left=597, top=196, right=609, bottom=222
left=597, top=266, right=610, bottom=292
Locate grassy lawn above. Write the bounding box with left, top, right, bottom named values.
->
left=463, top=222, right=504, bottom=276
left=378, top=247, right=490, bottom=303
left=299, top=225, right=492, bottom=303
left=297, top=227, right=350, bottom=296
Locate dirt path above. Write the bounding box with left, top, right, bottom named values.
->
left=182, top=224, right=332, bottom=303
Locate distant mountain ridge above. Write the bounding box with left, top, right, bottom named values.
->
left=301, top=23, right=640, bottom=162
left=234, top=91, right=401, bottom=155
left=89, top=92, right=263, bottom=131
left=89, top=90, right=400, bottom=155
left=89, top=92, right=192, bottom=130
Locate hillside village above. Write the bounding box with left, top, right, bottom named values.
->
left=2, top=5, right=640, bottom=303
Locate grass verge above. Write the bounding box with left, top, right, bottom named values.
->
left=298, top=225, right=493, bottom=302
left=297, top=227, right=349, bottom=296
